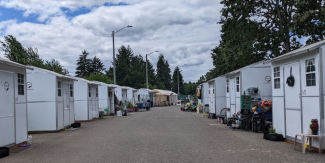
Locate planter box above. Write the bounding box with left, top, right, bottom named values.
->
left=264, top=133, right=284, bottom=141
left=0, top=147, right=9, bottom=159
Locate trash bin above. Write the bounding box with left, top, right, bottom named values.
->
left=204, top=104, right=209, bottom=113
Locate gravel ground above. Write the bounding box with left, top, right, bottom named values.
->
left=1, top=106, right=325, bottom=163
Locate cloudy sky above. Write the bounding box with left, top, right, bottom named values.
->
left=0, top=0, right=222, bottom=83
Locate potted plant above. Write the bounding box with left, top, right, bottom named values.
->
left=126, top=101, right=132, bottom=112
left=263, top=127, right=284, bottom=141
left=310, top=119, right=319, bottom=135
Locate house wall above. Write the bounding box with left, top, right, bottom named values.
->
left=74, top=80, right=88, bottom=121
left=109, top=87, right=115, bottom=114
left=0, top=64, right=28, bottom=146
left=98, top=85, right=109, bottom=109
left=272, top=48, right=324, bottom=149
left=201, top=82, right=209, bottom=106
left=137, top=89, right=149, bottom=103
left=215, top=76, right=227, bottom=115
left=26, top=70, right=57, bottom=131
left=115, top=86, right=122, bottom=102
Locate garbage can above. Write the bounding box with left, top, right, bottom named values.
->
left=204, top=104, right=209, bottom=113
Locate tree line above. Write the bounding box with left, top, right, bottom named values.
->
left=0, top=35, right=69, bottom=75
left=198, top=0, right=325, bottom=82
left=0, top=36, right=196, bottom=94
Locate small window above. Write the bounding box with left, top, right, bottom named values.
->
left=88, top=87, right=91, bottom=97
left=236, top=77, right=240, bottom=92
left=306, top=58, right=316, bottom=86
left=226, top=79, right=229, bottom=93
left=96, top=88, right=98, bottom=97
left=18, top=73, right=24, bottom=95
left=57, top=81, right=61, bottom=97
left=70, top=84, right=73, bottom=97
left=273, top=67, right=280, bottom=89
left=138, top=95, right=140, bottom=101
left=209, top=90, right=210, bottom=94
left=213, top=89, right=214, bottom=94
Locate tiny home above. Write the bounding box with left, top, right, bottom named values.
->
left=269, top=40, right=325, bottom=149
left=26, top=67, right=76, bottom=132
left=137, top=88, right=150, bottom=103
left=198, top=82, right=209, bottom=106
left=0, top=58, right=33, bottom=147
left=121, top=86, right=137, bottom=103
left=225, top=61, right=272, bottom=118
left=73, top=77, right=100, bottom=121
left=94, top=82, right=116, bottom=115
left=207, top=76, right=227, bottom=118
left=153, top=89, right=174, bottom=106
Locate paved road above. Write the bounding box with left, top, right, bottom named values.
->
left=2, top=106, right=325, bottom=163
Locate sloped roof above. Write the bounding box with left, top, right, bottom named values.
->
left=153, top=89, right=177, bottom=96
left=29, top=66, right=76, bottom=81
left=0, top=57, right=34, bottom=70
left=268, top=39, right=325, bottom=63
left=71, top=76, right=100, bottom=85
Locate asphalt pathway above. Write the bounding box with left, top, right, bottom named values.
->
left=1, top=106, right=325, bottom=163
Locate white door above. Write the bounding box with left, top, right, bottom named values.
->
left=63, top=83, right=70, bottom=126
left=284, top=62, right=302, bottom=138
left=230, top=78, right=236, bottom=116
left=209, top=88, right=215, bottom=113
left=88, top=86, right=92, bottom=120
left=0, top=71, right=15, bottom=146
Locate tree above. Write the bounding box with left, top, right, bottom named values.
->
left=105, top=67, right=114, bottom=81
left=294, top=0, right=325, bottom=44
left=25, top=47, right=45, bottom=68
left=44, top=59, right=69, bottom=75
left=158, top=82, right=166, bottom=90
left=115, top=45, right=133, bottom=86
left=75, top=50, right=92, bottom=77
left=171, top=66, right=184, bottom=94
left=90, top=56, right=106, bottom=74
left=84, top=73, right=113, bottom=84
left=197, top=75, right=206, bottom=85
left=0, top=35, right=28, bottom=64
left=156, top=54, right=171, bottom=90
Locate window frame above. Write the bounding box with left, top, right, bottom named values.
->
left=96, top=87, right=98, bottom=97
left=305, top=58, right=316, bottom=87
left=57, top=81, right=62, bottom=97
left=226, top=79, right=229, bottom=93
left=236, top=77, right=240, bottom=92
left=18, top=73, right=25, bottom=95
left=70, top=84, right=73, bottom=97
left=273, top=66, right=280, bottom=89
left=88, top=87, right=91, bottom=97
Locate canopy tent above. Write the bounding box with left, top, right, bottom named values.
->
left=153, top=89, right=177, bottom=106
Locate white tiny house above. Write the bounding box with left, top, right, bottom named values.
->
left=208, top=76, right=227, bottom=117
left=73, top=77, right=100, bottom=121
left=137, top=88, right=150, bottom=103
left=94, top=81, right=116, bottom=115
left=269, top=40, right=325, bottom=150
left=26, top=66, right=76, bottom=132
left=121, top=86, right=137, bottom=103
left=225, top=61, right=272, bottom=118
left=0, top=58, right=33, bottom=147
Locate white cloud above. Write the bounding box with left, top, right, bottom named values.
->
left=0, top=0, right=223, bottom=83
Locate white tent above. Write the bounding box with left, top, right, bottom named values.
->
left=0, top=58, right=33, bottom=147
left=26, top=66, right=76, bottom=132
left=153, top=89, right=176, bottom=106
left=73, top=77, right=100, bottom=121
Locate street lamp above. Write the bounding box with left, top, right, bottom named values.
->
left=112, top=25, right=133, bottom=84
left=146, top=50, right=159, bottom=89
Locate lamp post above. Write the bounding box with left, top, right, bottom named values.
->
left=146, top=50, right=159, bottom=89
left=112, top=25, right=133, bottom=84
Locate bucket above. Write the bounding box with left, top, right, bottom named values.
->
left=117, top=110, right=122, bottom=116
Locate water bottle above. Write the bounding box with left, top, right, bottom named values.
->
left=27, top=135, right=32, bottom=145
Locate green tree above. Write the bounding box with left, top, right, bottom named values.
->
left=0, top=35, right=28, bottom=64
left=105, top=67, right=114, bottom=81
left=75, top=50, right=92, bottom=77
left=44, top=59, right=69, bottom=75
left=156, top=54, right=171, bottom=90
left=84, top=73, right=113, bottom=84
left=90, top=56, right=106, bottom=74
left=196, top=75, right=206, bottom=85
left=115, top=45, right=133, bottom=86
left=25, top=47, right=45, bottom=68
left=294, top=0, right=325, bottom=44
left=171, top=66, right=184, bottom=94
left=158, top=82, right=166, bottom=90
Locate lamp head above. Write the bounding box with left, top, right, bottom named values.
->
left=127, top=25, right=133, bottom=28
left=155, top=50, right=159, bottom=52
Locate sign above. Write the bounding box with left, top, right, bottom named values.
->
left=4, top=82, right=9, bottom=91
left=265, top=76, right=271, bottom=82
left=27, top=82, right=34, bottom=90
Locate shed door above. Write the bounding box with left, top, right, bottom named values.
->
left=230, top=78, right=236, bottom=116
left=63, top=83, right=70, bottom=127
left=209, top=88, right=215, bottom=113
left=88, top=86, right=92, bottom=120
left=0, top=71, right=15, bottom=146
left=284, top=62, right=302, bottom=138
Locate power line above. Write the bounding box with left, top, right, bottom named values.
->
left=55, top=0, right=111, bottom=37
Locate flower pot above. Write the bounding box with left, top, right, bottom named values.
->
left=0, top=147, right=9, bottom=159
left=312, top=129, right=318, bottom=135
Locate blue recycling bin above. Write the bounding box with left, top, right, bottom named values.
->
left=137, top=103, right=143, bottom=109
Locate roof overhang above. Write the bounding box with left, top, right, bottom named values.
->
left=0, top=58, right=34, bottom=70
left=264, top=40, right=325, bottom=64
